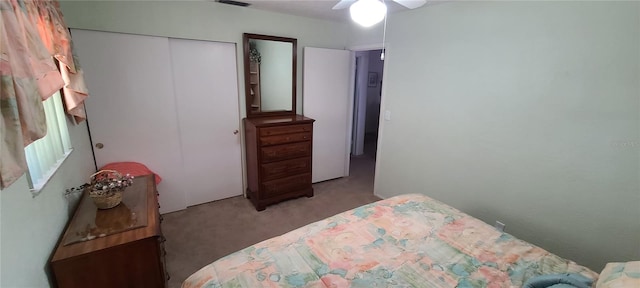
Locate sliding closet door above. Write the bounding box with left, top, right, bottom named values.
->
left=72, top=29, right=186, bottom=213
left=303, top=47, right=353, bottom=183
left=73, top=30, right=243, bottom=212
left=168, top=39, right=242, bottom=206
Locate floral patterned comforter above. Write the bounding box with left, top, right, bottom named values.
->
left=183, top=194, right=597, bottom=287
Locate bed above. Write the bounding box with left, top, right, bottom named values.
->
left=182, top=194, right=597, bottom=287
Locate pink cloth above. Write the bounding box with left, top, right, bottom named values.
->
left=1, top=0, right=64, bottom=188
left=0, top=0, right=90, bottom=188
left=25, top=0, right=88, bottom=122
left=99, top=162, right=162, bottom=185
left=60, top=49, right=89, bottom=123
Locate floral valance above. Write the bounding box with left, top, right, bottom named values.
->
left=0, top=0, right=89, bottom=189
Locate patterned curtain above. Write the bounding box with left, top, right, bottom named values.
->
left=24, top=0, right=88, bottom=122
left=0, top=0, right=89, bottom=189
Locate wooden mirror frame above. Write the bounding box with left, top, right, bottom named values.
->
left=243, top=33, right=297, bottom=118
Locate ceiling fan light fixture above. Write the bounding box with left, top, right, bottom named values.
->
left=350, top=0, right=387, bottom=28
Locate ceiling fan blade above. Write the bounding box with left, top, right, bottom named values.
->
left=332, top=0, right=357, bottom=10
left=392, top=0, right=427, bottom=9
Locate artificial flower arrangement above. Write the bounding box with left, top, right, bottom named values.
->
left=66, top=170, right=134, bottom=209
left=249, top=41, right=261, bottom=63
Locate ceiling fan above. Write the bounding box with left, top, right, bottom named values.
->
left=333, top=0, right=426, bottom=27
left=333, top=0, right=427, bottom=10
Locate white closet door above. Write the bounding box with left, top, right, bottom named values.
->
left=303, top=47, right=352, bottom=183
left=72, top=29, right=186, bottom=213
left=168, top=38, right=243, bottom=206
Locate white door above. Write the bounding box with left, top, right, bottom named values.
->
left=73, top=29, right=186, bottom=213
left=168, top=38, right=243, bottom=206
left=303, top=47, right=353, bottom=183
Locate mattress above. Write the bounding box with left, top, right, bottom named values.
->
left=183, top=194, right=597, bottom=287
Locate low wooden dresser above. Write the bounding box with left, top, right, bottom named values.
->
left=244, top=115, right=315, bottom=211
left=50, top=174, right=167, bottom=288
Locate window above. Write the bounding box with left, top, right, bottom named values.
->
left=24, top=90, right=73, bottom=192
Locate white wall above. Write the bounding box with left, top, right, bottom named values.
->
left=361, top=1, right=639, bottom=271
left=59, top=0, right=350, bottom=117
left=0, top=120, right=95, bottom=286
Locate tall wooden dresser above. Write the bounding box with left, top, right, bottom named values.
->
left=50, top=174, right=167, bottom=288
left=244, top=115, right=315, bottom=211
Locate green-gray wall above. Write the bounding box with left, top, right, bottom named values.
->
left=362, top=1, right=639, bottom=270
left=0, top=120, right=95, bottom=287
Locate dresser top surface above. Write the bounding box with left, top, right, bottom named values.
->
left=62, top=177, right=150, bottom=246
left=245, top=114, right=315, bottom=127
left=51, top=175, right=160, bottom=261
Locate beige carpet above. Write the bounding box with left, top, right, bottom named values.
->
left=161, top=155, right=380, bottom=288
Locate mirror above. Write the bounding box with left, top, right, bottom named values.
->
left=243, top=33, right=297, bottom=117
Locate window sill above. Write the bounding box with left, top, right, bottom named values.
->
left=30, top=149, right=74, bottom=198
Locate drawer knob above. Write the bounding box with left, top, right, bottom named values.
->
left=233, top=130, right=239, bottom=135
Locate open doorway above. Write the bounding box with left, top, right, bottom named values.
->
left=352, top=49, right=383, bottom=160
left=350, top=49, right=384, bottom=185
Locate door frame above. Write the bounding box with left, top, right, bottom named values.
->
left=348, top=44, right=385, bottom=156
left=352, top=52, right=368, bottom=156
left=347, top=43, right=387, bottom=196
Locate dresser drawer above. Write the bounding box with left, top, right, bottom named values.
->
left=261, top=142, right=310, bottom=163
left=260, top=132, right=311, bottom=146
left=262, top=173, right=311, bottom=198
left=261, top=157, right=310, bottom=181
left=260, top=124, right=312, bottom=137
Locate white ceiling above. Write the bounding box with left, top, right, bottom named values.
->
left=231, top=0, right=424, bottom=22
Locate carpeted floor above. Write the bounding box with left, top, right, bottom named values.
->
left=161, top=155, right=380, bottom=288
